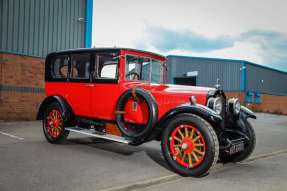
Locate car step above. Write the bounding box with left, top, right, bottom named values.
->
left=65, top=127, right=131, bottom=144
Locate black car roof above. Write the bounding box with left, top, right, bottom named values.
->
left=46, top=48, right=166, bottom=59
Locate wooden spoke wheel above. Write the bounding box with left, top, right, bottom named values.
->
left=43, top=102, right=69, bottom=144
left=161, top=114, right=219, bottom=177
left=169, top=124, right=206, bottom=168
left=46, top=109, right=63, bottom=138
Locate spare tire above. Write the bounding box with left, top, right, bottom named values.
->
left=115, top=88, right=158, bottom=144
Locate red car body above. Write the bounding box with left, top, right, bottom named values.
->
left=45, top=49, right=211, bottom=124
left=38, top=48, right=256, bottom=177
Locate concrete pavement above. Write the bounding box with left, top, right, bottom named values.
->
left=0, top=113, right=287, bottom=191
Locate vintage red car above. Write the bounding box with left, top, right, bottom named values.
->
left=37, top=48, right=256, bottom=177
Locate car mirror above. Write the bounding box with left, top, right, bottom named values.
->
left=162, top=62, right=168, bottom=71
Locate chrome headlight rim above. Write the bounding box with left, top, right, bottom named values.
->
left=207, top=97, right=223, bottom=115
left=213, top=97, right=223, bottom=115
left=228, top=98, right=241, bottom=116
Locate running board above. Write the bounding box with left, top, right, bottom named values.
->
left=65, top=127, right=131, bottom=144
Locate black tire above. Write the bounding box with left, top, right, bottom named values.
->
left=220, top=119, right=256, bottom=163
left=115, top=88, right=158, bottom=144
left=43, top=102, right=69, bottom=144
left=161, top=113, right=219, bottom=177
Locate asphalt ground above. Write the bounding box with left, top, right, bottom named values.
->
left=0, top=113, right=287, bottom=191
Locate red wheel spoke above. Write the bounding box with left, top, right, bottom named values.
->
left=194, top=148, right=204, bottom=155
left=190, top=129, right=194, bottom=138
left=173, top=136, right=182, bottom=143
left=194, top=143, right=204, bottom=147
left=185, top=128, right=189, bottom=137
left=193, top=136, right=200, bottom=142
left=191, top=152, right=199, bottom=162
left=188, top=153, right=193, bottom=167
left=178, top=128, right=184, bottom=139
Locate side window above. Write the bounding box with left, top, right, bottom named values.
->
left=94, top=53, right=118, bottom=79
left=151, top=59, right=162, bottom=83
left=141, top=58, right=151, bottom=81
left=125, top=55, right=141, bottom=81
left=50, top=55, right=69, bottom=80
left=70, top=53, right=91, bottom=80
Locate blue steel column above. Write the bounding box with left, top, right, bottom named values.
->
left=85, top=0, right=93, bottom=48
left=240, top=61, right=247, bottom=102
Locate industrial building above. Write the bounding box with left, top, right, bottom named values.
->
left=166, top=55, right=287, bottom=115
left=1, top=0, right=286, bottom=121
left=0, top=0, right=93, bottom=120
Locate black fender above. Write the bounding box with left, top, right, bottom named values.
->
left=149, top=103, right=222, bottom=141
left=36, top=96, right=75, bottom=125
left=240, top=106, right=257, bottom=119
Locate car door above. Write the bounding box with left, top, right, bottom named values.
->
left=91, top=51, right=121, bottom=120
left=65, top=53, right=93, bottom=117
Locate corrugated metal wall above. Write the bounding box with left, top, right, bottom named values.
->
left=0, top=0, right=86, bottom=58
left=246, top=64, right=287, bottom=95
left=167, top=56, right=241, bottom=91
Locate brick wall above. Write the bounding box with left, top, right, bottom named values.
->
left=0, top=53, right=45, bottom=121
left=247, top=94, right=287, bottom=115
left=225, top=91, right=287, bottom=115
left=0, top=53, right=286, bottom=121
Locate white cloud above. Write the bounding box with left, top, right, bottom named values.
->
left=92, top=0, right=287, bottom=71
left=166, top=41, right=263, bottom=64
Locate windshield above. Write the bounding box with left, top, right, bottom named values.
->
left=125, top=55, right=163, bottom=83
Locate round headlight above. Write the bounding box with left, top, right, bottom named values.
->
left=213, top=97, right=223, bottom=115
left=234, top=99, right=241, bottom=114
left=207, top=97, right=223, bottom=115
left=228, top=98, right=241, bottom=115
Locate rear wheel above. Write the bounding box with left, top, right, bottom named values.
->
left=161, top=113, right=219, bottom=177
left=43, top=102, right=69, bottom=144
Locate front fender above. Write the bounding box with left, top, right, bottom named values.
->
left=240, top=106, right=257, bottom=119
left=157, top=104, right=222, bottom=129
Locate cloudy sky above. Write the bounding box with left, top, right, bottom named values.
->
left=92, top=0, right=287, bottom=72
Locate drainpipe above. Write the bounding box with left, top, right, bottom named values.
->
left=240, top=61, right=247, bottom=103
left=85, top=0, right=93, bottom=48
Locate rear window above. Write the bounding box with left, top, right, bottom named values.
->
left=50, top=55, right=69, bottom=80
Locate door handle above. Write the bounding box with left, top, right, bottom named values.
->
left=85, top=84, right=95, bottom=87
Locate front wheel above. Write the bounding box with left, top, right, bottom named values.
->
left=161, top=113, right=219, bottom=177
left=43, top=102, right=69, bottom=144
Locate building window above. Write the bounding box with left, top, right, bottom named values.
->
left=245, top=92, right=254, bottom=103
left=255, top=93, right=262, bottom=104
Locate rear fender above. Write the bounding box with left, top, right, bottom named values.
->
left=36, top=96, right=74, bottom=124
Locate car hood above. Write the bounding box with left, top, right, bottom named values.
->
left=122, top=82, right=215, bottom=105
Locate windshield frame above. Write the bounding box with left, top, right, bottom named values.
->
left=124, top=54, right=164, bottom=83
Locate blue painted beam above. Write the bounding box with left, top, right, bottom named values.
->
left=240, top=61, right=247, bottom=92
left=85, top=0, right=93, bottom=48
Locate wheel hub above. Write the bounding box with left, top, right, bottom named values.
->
left=181, top=138, right=194, bottom=153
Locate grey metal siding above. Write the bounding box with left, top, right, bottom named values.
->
left=0, top=0, right=86, bottom=58
left=246, top=64, right=287, bottom=95
left=167, top=56, right=241, bottom=91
